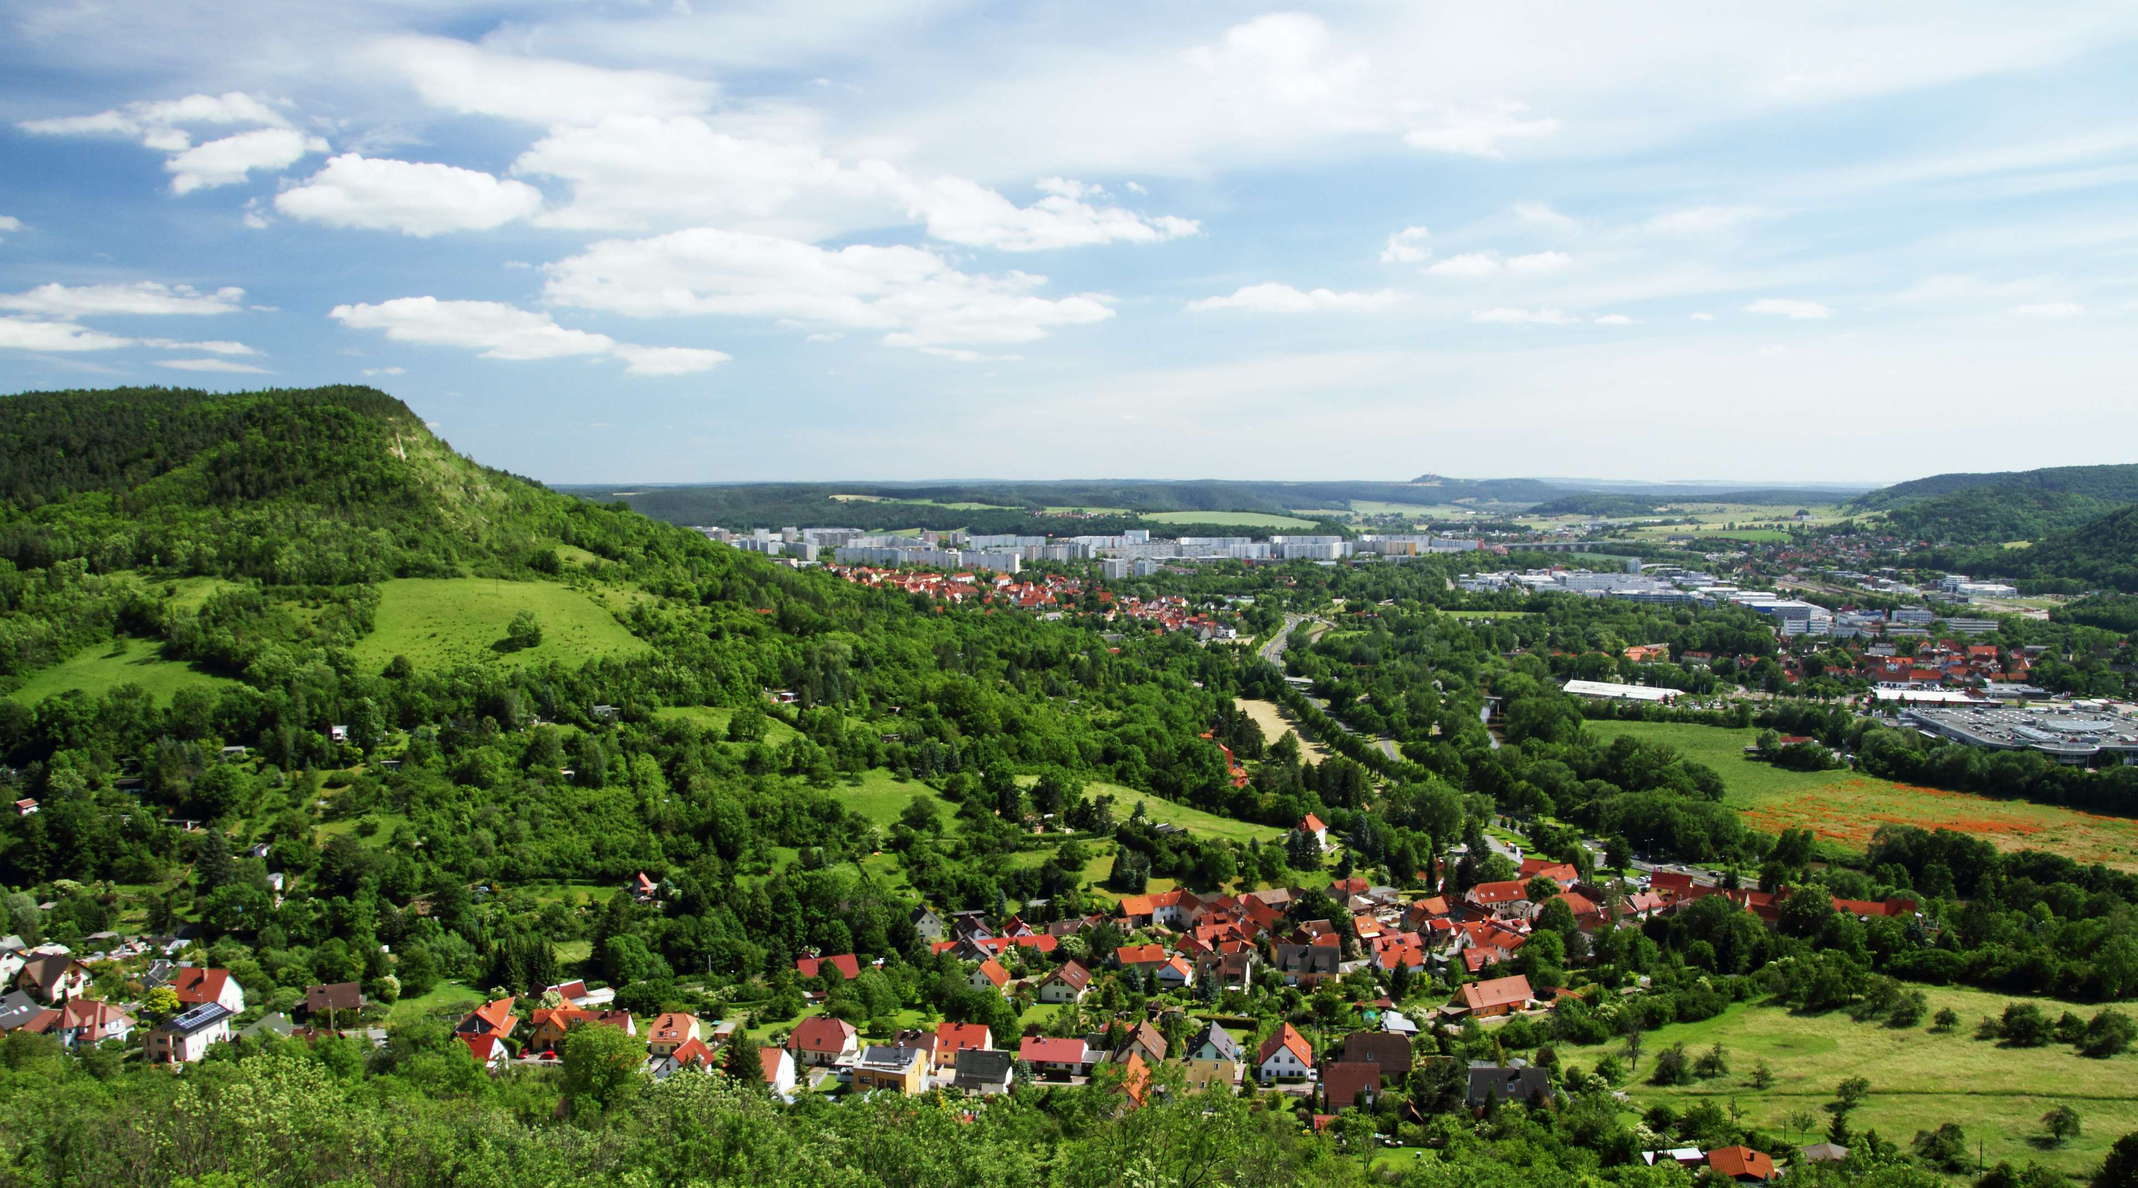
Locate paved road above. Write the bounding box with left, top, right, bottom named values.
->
left=1258, top=613, right=1307, bottom=666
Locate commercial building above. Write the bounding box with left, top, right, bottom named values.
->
left=1899, top=706, right=2138, bottom=765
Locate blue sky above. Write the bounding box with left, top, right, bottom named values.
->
left=3, top=2, right=2137, bottom=486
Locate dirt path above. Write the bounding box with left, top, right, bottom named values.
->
left=1234, top=697, right=1330, bottom=762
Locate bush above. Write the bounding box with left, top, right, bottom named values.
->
left=1650, top=1043, right=1692, bottom=1086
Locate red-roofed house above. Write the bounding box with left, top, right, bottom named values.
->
left=1257, top=1023, right=1314, bottom=1082
left=455, top=997, right=516, bottom=1041
left=761, top=1046, right=798, bottom=1096
left=933, top=1021, right=992, bottom=1071
left=786, top=1015, right=859, bottom=1067
left=1020, top=1035, right=1097, bottom=1077
left=170, top=967, right=246, bottom=1013
left=1038, top=961, right=1092, bottom=1003
left=1464, top=880, right=1532, bottom=912
left=461, top=1032, right=508, bottom=1071
left=645, top=1012, right=702, bottom=1056
left=1705, top=1145, right=1778, bottom=1183
left=1297, top=814, right=1329, bottom=851
left=795, top=953, right=862, bottom=981
left=1516, top=859, right=1580, bottom=884
left=1115, top=943, right=1168, bottom=971
left=1454, top=974, right=1535, bottom=1018
left=1322, top=1060, right=1383, bottom=1111
left=969, top=958, right=1011, bottom=993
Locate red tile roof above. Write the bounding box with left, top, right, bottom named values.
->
left=1458, top=974, right=1534, bottom=1013
left=1706, top=1146, right=1777, bottom=1181
left=786, top=1015, right=857, bottom=1055
left=171, top=967, right=234, bottom=1006
left=795, top=953, right=862, bottom=980
left=1257, top=1022, right=1313, bottom=1068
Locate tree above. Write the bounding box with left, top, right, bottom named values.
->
left=2043, top=1104, right=2082, bottom=1147
left=1692, top=1043, right=1729, bottom=1080
left=1650, top=1043, right=1691, bottom=1086
left=560, top=1022, right=644, bottom=1114
left=1749, top=1061, right=1774, bottom=1089
left=2084, top=1011, right=2137, bottom=1059
left=2098, top=1131, right=2138, bottom=1187
left=504, top=610, right=543, bottom=651
left=140, top=984, right=182, bottom=1025
left=725, top=1037, right=765, bottom=1088
left=1932, top=1007, right=1960, bottom=1033
left=1831, top=1076, right=1871, bottom=1116
left=1912, top=1122, right=1969, bottom=1172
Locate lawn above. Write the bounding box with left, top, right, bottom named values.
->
left=8, top=636, right=238, bottom=705
left=1559, top=985, right=2138, bottom=1179
left=836, top=769, right=952, bottom=828
left=653, top=704, right=797, bottom=745
left=1586, top=720, right=2138, bottom=869
left=389, top=980, right=486, bottom=1024
left=352, top=578, right=651, bottom=672
left=1084, top=781, right=1283, bottom=844
left=1141, top=510, right=1319, bottom=529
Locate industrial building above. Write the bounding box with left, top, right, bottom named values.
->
left=1898, top=705, right=2138, bottom=765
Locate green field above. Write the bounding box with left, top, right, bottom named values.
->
left=652, top=704, right=798, bottom=745
left=388, top=980, right=486, bottom=1025
left=835, top=769, right=953, bottom=827
left=1586, top=720, right=2138, bottom=869
left=8, top=636, right=238, bottom=705
left=1141, top=510, right=1318, bottom=529
left=1083, top=782, right=1283, bottom=844
left=1559, top=986, right=2138, bottom=1179
left=353, top=578, right=651, bottom=672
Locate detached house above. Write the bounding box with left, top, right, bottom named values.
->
left=933, top=1021, right=992, bottom=1071
left=1453, top=974, right=1536, bottom=1019
left=303, top=982, right=365, bottom=1023
left=644, top=1012, right=702, bottom=1057
left=1322, top=1061, right=1382, bottom=1111
left=1190, top=1020, right=1243, bottom=1064
left=795, top=953, right=862, bottom=981
left=851, top=1045, right=929, bottom=1095
left=1256, top=1023, right=1314, bottom=1082
left=455, top=997, right=517, bottom=1042
left=954, top=1048, right=1016, bottom=1095
left=1037, top=961, right=1092, bottom=1004
left=786, top=1015, right=859, bottom=1067
left=170, top=967, right=246, bottom=1014
left=760, top=1046, right=798, bottom=1096
left=1296, top=814, right=1330, bottom=852
left=1019, top=1035, right=1097, bottom=1079
left=146, top=1002, right=234, bottom=1064
left=16, top=955, right=90, bottom=1005
left=31, top=998, right=133, bottom=1048
left=969, top=958, right=1011, bottom=994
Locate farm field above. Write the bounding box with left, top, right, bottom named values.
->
left=1141, top=510, right=1318, bottom=529
left=1235, top=697, right=1330, bottom=762
left=1558, top=985, right=2138, bottom=1179
left=352, top=578, right=651, bottom=672
left=1586, top=719, right=2138, bottom=869
left=8, top=636, right=238, bottom=704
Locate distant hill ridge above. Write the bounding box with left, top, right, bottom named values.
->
left=1853, top=462, right=2138, bottom=510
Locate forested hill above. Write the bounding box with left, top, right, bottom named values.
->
left=0, top=386, right=722, bottom=585
left=1853, top=462, right=2138, bottom=510
left=1845, top=462, right=2138, bottom=545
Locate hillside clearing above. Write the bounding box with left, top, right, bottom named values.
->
left=353, top=578, right=651, bottom=672
left=1141, top=510, right=1318, bottom=529
left=8, top=636, right=237, bottom=704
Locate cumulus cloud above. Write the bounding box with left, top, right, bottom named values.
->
left=159, top=358, right=270, bottom=373
left=0, top=281, right=245, bottom=317
left=329, top=296, right=728, bottom=375
left=1744, top=297, right=1833, bottom=319
left=1471, top=307, right=1577, bottom=325
left=276, top=155, right=544, bottom=236
left=543, top=228, right=1115, bottom=349
left=1185, top=283, right=1402, bottom=314
left=0, top=317, right=136, bottom=352
left=167, top=128, right=327, bottom=194
left=1425, top=250, right=1570, bottom=277
left=1402, top=103, right=1560, bottom=156
left=2011, top=302, right=2084, bottom=317
left=1593, top=313, right=1635, bottom=325
left=901, top=176, right=1198, bottom=251
left=0, top=215, right=21, bottom=236
left=362, top=366, right=406, bottom=376
left=373, top=36, right=715, bottom=125
left=1379, top=226, right=1432, bottom=264
left=22, top=92, right=320, bottom=194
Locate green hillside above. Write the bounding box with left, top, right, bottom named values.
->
left=1853, top=462, right=2138, bottom=511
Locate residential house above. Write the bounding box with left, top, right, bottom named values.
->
left=646, top=1036, right=718, bottom=1079
left=1297, top=814, right=1330, bottom=851
left=1115, top=943, right=1168, bottom=972
left=455, top=997, right=517, bottom=1042
left=1453, top=974, right=1536, bottom=1019
left=31, top=998, right=133, bottom=1048
left=1019, top=1035, right=1097, bottom=1079
left=629, top=872, right=659, bottom=903
left=969, top=958, right=1011, bottom=994
left=303, top=982, right=365, bottom=1022
left=1189, top=1020, right=1242, bottom=1064
left=933, top=1021, right=992, bottom=1071
left=170, top=967, right=246, bottom=1013
left=1272, top=942, right=1340, bottom=985
left=953, top=1048, right=1016, bottom=1095
left=527, top=1004, right=636, bottom=1053
left=760, top=1046, right=799, bottom=1097
left=786, top=1016, right=860, bottom=1067
left=1117, top=1020, right=1167, bottom=1065
left=644, top=1012, right=702, bottom=1057
left=1705, top=1146, right=1778, bottom=1183
left=16, top=955, right=89, bottom=1004
left=1153, top=955, right=1194, bottom=992
left=1181, top=1058, right=1242, bottom=1091
left=910, top=907, right=946, bottom=943
left=146, top=1002, right=234, bottom=1064
left=1322, top=1061, right=1382, bottom=1111
left=1466, top=1060, right=1551, bottom=1109
left=1463, top=880, right=1532, bottom=916
left=1256, top=1023, right=1314, bottom=1082
left=1339, top=1030, right=1412, bottom=1074
left=461, top=1033, right=509, bottom=1071
left=795, top=953, right=863, bottom=981
left=1036, top=961, right=1092, bottom=1004
left=0, top=989, right=45, bottom=1031
left=852, top=1045, right=929, bottom=1094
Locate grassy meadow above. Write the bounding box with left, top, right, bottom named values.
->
left=1141, top=510, right=1318, bottom=529
left=8, top=636, right=237, bottom=704
left=1586, top=720, right=2138, bottom=869
left=353, top=578, right=651, bottom=672
left=1558, top=985, right=2138, bottom=1179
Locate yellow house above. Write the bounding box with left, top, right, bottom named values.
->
left=850, top=1044, right=929, bottom=1095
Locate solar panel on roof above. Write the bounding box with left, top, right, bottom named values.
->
left=168, top=1002, right=232, bottom=1032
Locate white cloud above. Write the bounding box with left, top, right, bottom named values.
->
left=0, top=215, right=20, bottom=235
left=1425, top=250, right=1570, bottom=277
left=1512, top=202, right=1579, bottom=232
left=363, top=366, right=405, bottom=376
left=329, top=296, right=727, bottom=374
left=0, top=281, right=245, bottom=317
left=1744, top=297, right=1833, bottom=319
left=372, top=36, right=715, bottom=125
left=1471, top=307, right=1576, bottom=325
left=1593, top=314, right=1634, bottom=325
left=276, top=155, right=544, bottom=236
left=0, top=317, right=136, bottom=352
left=138, top=338, right=258, bottom=356
left=1186, top=283, right=1402, bottom=314
left=168, top=128, right=326, bottom=194
left=2012, top=302, right=2084, bottom=318
left=1644, top=205, right=1765, bottom=235
left=1379, top=226, right=1432, bottom=264
left=1403, top=103, right=1560, bottom=156
left=901, top=176, right=1198, bottom=251
left=1690, top=312, right=1716, bottom=321
left=159, top=357, right=271, bottom=373
left=544, top=228, right=1115, bottom=348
